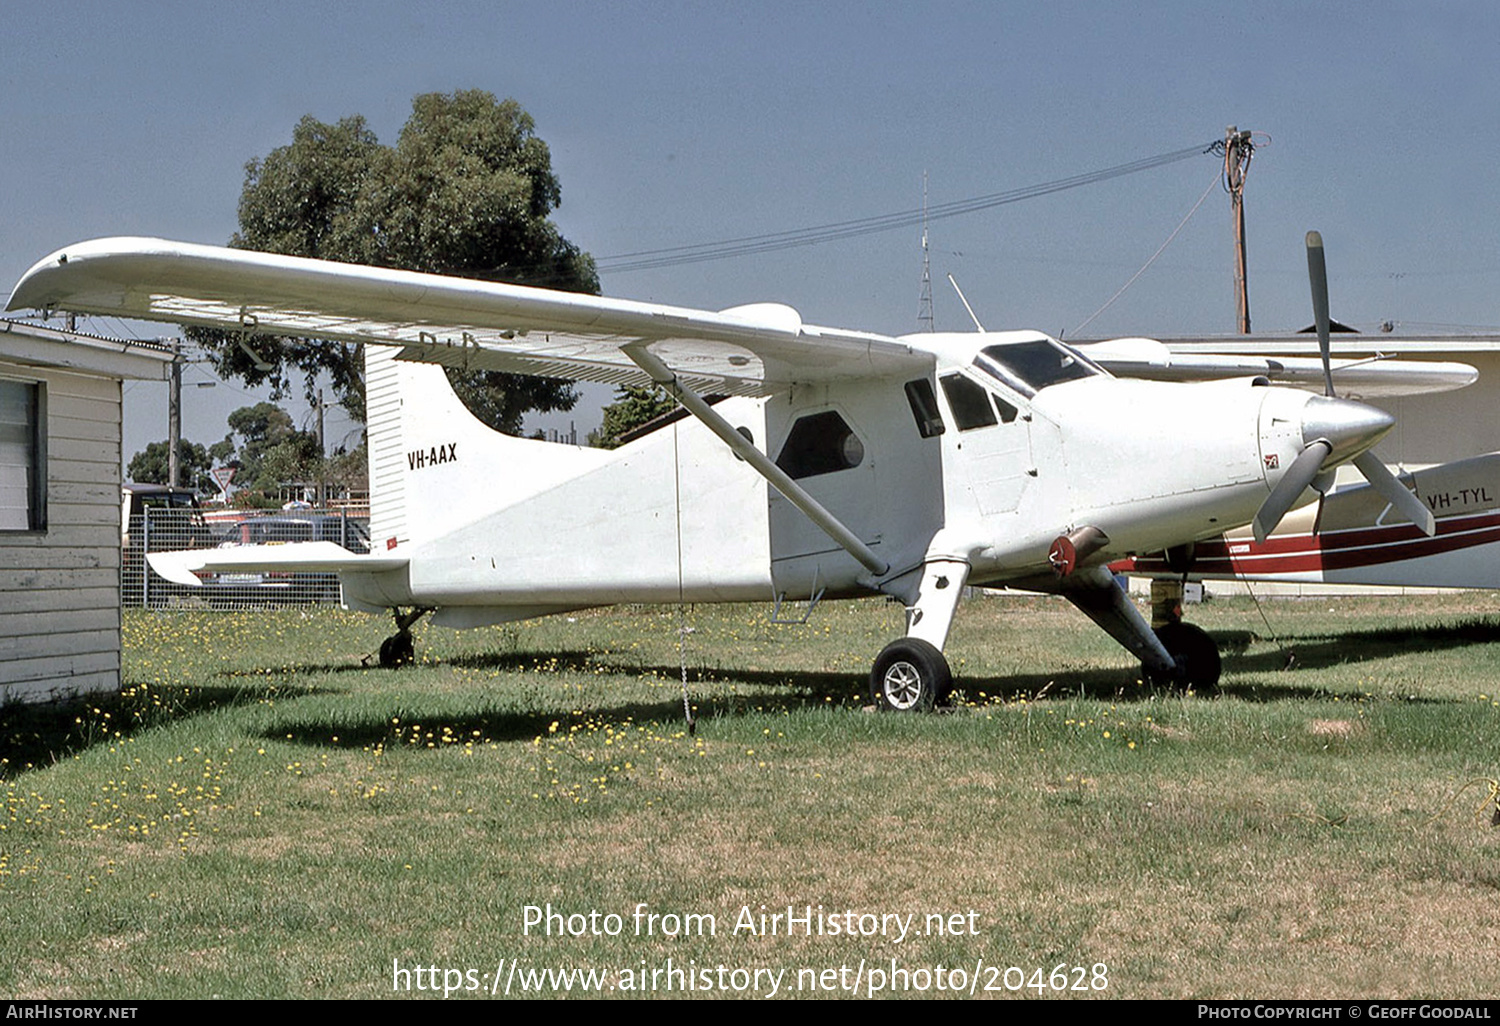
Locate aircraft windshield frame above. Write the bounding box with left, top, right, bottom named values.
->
left=974, top=339, right=1100, bottom=397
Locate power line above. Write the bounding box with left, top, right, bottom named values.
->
left=597, top=141, right=1218, bottom=274
left=1072, top=170, right=1221, bottom=336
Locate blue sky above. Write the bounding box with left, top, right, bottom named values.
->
left=4, top=1, right=1497, bottom=459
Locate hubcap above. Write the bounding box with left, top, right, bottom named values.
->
left=882, top=660, right=924, bottom=709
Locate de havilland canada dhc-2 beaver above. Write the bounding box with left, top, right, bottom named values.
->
left=5, top=232, right=1473, bottom=708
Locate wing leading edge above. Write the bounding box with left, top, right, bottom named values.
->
left=1080, top=336, right=1477, bottom=397
left=6, top=237, right=930, bottom=396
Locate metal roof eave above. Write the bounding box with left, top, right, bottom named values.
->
left=0, top=319, right=173, bottom=380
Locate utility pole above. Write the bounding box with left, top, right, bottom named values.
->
left=1224, top=126, right=1255, bottom=333
left=316, top=389, right=326, bottom=506
left=315, top=388, right=326, bottom=455
left=168, top=339, right=182, bottom=487
left=1153, top=127, right=1255, bottom=631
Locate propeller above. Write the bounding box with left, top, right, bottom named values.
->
left=1353, top=449, right=1435, bottom=536
left=1253, top=440, right=1331, bottom=543
left=1251, top=232, right=1436, bottom=543
left=1306, top=230, right=1336, bottom=398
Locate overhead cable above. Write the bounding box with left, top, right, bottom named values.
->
left=597, top=141, right=1218, bottom=274
left=1071, top=169, right=1221, bottom=335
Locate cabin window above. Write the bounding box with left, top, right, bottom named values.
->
left=993, top=395, right=1018, bottom=424
left=0, top=379, right=44, bottom=532
left=940, top=374, right=998, bottom=431
left=775, top=410, right=865, bottom=480
left=903, top=379, right=945, bottom=438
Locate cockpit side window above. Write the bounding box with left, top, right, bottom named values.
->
left=903, top=379, right=945, bottom=438
left=976, top=340, right=1097, bottom=396
left=940, top=373, right=999, bottom=431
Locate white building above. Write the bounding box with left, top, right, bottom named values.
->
left=0, top=319, right=171, bottom=703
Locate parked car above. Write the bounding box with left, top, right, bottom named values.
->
left=214, top=513, right=370, bottom=552
left=121, top=483, right=217, bottom=606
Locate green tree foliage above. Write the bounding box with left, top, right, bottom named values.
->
left=126, top=439, right=215, bottom=493
left=588, top=386, right=680, bottom=449
left=322, top=443, right=369, bottom=497
left=217, top=402, right=323, bottom=499
left=192, top=91, right=597, bottom=433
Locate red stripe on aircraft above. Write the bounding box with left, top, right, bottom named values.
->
left=1119, top=511, right=1500, bottom=576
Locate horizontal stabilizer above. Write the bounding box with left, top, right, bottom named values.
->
left=148, top=542, right=409, bottom=587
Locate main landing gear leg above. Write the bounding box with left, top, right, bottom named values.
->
left=871, top=559, right=969, bottom=712
left=1053, top=565, right=1181, bottom=683
left=377, top=608, right=430, bottom=668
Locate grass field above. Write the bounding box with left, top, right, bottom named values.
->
left=3, top=592, right=1498, bottom=1000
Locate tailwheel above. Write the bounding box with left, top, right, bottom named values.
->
left=379, top=631, right=415, bottom=668
left=1147, top=621, right=1221, bottom=692
left=870, top=638, right=953, bottom=712
left=375, top=607, right=430, bottom=668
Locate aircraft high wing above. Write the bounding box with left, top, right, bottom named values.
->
left=6, top=236, right=1462, bottom=705
left=1077, top=336, right=1476, bottom=398
left=6, top=237, right=927, bottom=397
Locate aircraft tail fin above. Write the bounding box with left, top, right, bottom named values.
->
left=362, top=346, right=609, bottom=553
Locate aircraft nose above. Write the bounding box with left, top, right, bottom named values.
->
left=1299, top=395, right=1394, bottom=465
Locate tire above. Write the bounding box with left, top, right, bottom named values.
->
left=379, top=632, right=415, bottom=668
left=870, top=638, right=952, bottom=712
left=1149, top=621, right=1221, bottom=691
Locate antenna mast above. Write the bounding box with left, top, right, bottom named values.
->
left=917, top=171, right=934, bottom=331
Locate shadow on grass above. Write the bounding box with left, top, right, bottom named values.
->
left=1206, top=617, right=1500, bottom=703
left=1226, top=617, right=1500, bottom=673
left=446, top=650, right=600, bottom=673
left=263, top=697, right=700, bottom=750
left=342, top=617, right=1500, bottom=726
left=260, top=646, right=872, bottom=750
left=0, top=678, right=309, bottom=780
left=18, top=615, right=1489, bottom=775
left=981, top=617, right=1500, bottom=703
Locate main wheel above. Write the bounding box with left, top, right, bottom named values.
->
left=1149, top=621, right=1221, bottom=691
left=379, top=631, right=415, bottom=668
left=870, top=638, right=952, bottom=712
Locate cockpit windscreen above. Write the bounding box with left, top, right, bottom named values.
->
left=975, top=340, right=1098, bottom=397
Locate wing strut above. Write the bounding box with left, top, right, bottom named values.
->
left=624, top=344, right=890, bottom=577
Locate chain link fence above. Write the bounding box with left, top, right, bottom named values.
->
left=123, top=506, right=370, bottom=609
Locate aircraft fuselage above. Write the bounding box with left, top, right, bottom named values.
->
left=342, top=332, right=1382, bottom=628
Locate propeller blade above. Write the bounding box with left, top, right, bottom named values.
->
left=1254, top=440, right=1332, bottom=544
left=1352, top=451, right=1437, bottom=537
left=1306, top=230, right=1334, bottom=397
left=1300, top=232, right=1432, bottom=540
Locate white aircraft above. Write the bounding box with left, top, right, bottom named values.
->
left=6, top=235, right=1469, bottom=707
